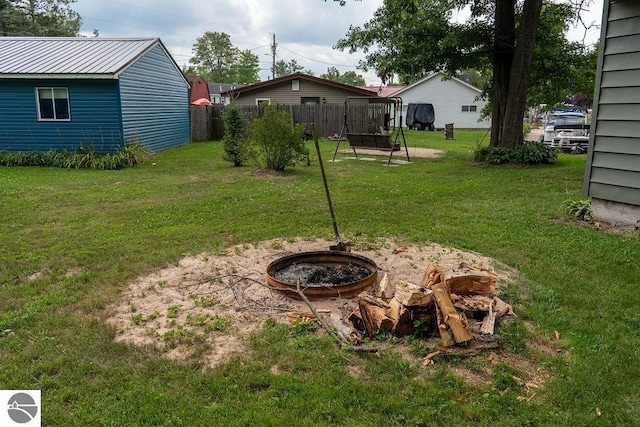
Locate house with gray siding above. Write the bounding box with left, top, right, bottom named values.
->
left=583, top=0, right=640, bottom=225
left=0, top=37, right=191, bottom=153
left=220, top=73, right=380, bottom=106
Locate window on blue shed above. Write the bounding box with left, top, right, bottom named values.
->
left=36, top=88, right=70, bottom=121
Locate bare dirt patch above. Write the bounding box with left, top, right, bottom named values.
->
left=557, top=216, right=640, bottom=238
left=106, top=237, right=515, bottom=368
left=337, top=147, right=444, bottom=159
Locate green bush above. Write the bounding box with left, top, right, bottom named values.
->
left=0, top=141, right=151, bottom=169
left=474, top=141, right=557, bottom=165
left=562, top=198, right=593, bottom=221
left=246, top=103, right=308, bottom=172
left=221, top=104, right=248, bottom=167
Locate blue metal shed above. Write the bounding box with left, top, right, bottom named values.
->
left=0, top=37, right=191, bottom=153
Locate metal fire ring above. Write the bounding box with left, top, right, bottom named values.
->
left=265, top=251, right=378, bottom=300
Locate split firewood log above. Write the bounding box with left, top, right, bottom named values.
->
left=329, top=313, right=362, bottom=344
left=378, top=273, right=395, bottom=300
left=451, top=294, right=515, bottom=318
left=451, top=294, right=494, bottom=312
left=419, top=263, right=444, bottom=290
left=432, top=282, right=473, bottom=346
left=494, top=296, right=515, bottom=317
left=435, top=305, right=455, bottom=347
left=358, top=293, right=394, bottom=337
left=393, top=280, right=433, bottom=307
left=480, top=301, right=496, bottom=335
left=459, top=262, right=498, bottom=280
left=446, top=267, right=496, bottom=296
left=348, top=306, right=364, bottom=331
left=359, top=292, right=390, bottom=309
left=388, top=298, right=415, bottom=337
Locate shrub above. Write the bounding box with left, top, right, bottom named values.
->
left=246, top=103, right=308, bottom=172
left=474, top=141, right=557, bottom=165
left=562, top=198, right=593, bottom=221
left=0, top=141, right=151, bottom=169
left=221, top=104, right=248, bottom=166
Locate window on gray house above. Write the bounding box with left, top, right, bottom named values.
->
left=36, top=87, right=70, bottom=121
left=461, top=105, right=477, bottom=112
left=301, top=97, right=320, bottom=105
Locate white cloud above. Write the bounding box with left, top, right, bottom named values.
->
left=74, top=0, right=604, bottom=85
left=75, top=0, right=386, bottom=83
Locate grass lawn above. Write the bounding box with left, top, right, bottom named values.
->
left=1, top=129, right=638, bottom=425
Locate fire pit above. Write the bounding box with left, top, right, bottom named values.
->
left=266, top=251, right=378, bottom=300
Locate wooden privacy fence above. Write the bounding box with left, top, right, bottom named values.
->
left=190, top=103, right=387, bottom=142
left=190, top=105, right=224, bottom=142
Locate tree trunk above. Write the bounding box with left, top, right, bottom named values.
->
left=500, top=0, right=543, bottom=148
left=490, top=0, right=516, bottom=148
left=491, top=0, right=543, bottom=149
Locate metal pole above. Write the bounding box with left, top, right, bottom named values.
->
left=271, top=34, right=277, bottom=80
left=311, top=123, right=347, bottom=251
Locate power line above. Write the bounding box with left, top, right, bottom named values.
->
left=83, top=16, right=197, bottom=38
left=85, top=1, right=265, bottom=49
left=278, top=45, right=359, bottom=69
left=81, top=0, right=372, bottom=80
left=104, top=0, right=239, bottom=32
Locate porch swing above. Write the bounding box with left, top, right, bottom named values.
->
left=331, top=96, right=410, bottom=165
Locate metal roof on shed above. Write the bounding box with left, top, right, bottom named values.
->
left=0, top=37, right=161, bottom=78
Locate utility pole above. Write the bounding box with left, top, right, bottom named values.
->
left=271, top=33, right=277, bottom=80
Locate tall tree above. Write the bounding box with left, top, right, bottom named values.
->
left=570, top=43, right=598, bottom=109
left=527, top=3, right=598, bottom=109
left=320, top=66, right=365, bottom=86
left=188, top=31, right=260, bottom=84
left=334, top=0, right=590, bottom=149
left=274, top=59, right=313, bottom=78
left=232, top=49, right=260, bottom=84
left=1, top=0, right=81, bottom=36
left=320, top=66, right=340, bottom=81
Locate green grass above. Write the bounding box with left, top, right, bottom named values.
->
left=1, top=130, right=639, bottom=425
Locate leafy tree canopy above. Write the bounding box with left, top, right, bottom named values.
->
left=274, top=59, right=314, bottom=78
left=527, top=2, right=598, bottom=109
left=335, top=0, right=489, bottom=85
left=186, top=31, right=260, bottom=84
left=320, top=66, right=366, bottom=86
left=1, top=0, right=81, bottom=36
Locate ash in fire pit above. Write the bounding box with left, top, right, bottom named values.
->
left=266, top=251, right=379, bottom=299
left=271, top=262, right=372, bottom=287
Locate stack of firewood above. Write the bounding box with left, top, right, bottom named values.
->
left=350, top=262, right=514, bottom=351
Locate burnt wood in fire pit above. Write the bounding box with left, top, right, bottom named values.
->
left=266, top=251, right=378, bottom=300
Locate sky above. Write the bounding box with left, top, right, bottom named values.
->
left=73, top=0, right=605, bottom=86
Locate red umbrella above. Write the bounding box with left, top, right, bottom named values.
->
left=191, top=98, right=212, bottom=106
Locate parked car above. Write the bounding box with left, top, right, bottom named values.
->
left=542, top=110, right=588, bottom=146
left=406, top=103, right=435, bottom=131
left=545, top=110, right=586, bottom=127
